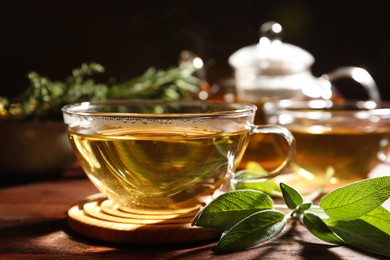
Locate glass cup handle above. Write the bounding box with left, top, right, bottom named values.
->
left=231, top=125, right=296, bottom=188
left=321, top=66, right=381, bottom=101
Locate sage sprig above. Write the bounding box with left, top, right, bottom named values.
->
left=192, top=176, right=390, bottom=257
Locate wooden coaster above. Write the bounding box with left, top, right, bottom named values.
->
left=67, top=193, right=221, bottom=245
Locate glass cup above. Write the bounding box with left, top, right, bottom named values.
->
left=263, top=99, right=390, bottom=195
left=62, top=100, right=295, bottom=215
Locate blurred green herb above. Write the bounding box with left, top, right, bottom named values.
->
left=235, top=161, right=333, bottom=202
left=0, top=56, right=201, bottom=122
left=232, top=161, right=282, bottom=197
left=192, top=176, right=390, bottom=257
left=108, top=66, right=200, bottom=100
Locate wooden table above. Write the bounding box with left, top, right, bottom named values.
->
left=1, top=163, right=388, bottom=259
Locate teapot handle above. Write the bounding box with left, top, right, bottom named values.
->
left=321, top=66, right=381, bottom=101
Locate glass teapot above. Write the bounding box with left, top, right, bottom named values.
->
left=228, top=21, right=381, bottom=105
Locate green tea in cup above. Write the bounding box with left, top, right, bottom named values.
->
left=264, top=99, right=390, bottom=194
left=62, top=100, right=295, bottom=215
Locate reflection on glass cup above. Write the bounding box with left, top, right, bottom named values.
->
left=62, top=100, right=295, bottom=215
left=264, top=99, right=390, bottom=194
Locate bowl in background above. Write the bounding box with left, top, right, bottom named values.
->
left=0, top=121, right=75, bottom=180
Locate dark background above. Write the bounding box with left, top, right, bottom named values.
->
left=1, top=0, right=390, bottom=100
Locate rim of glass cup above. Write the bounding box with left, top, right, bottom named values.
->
left=263, top=99, right=390, bottom=118
left=61, top=99, right=258, bottom=119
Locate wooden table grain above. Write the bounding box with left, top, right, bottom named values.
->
left=0, top=164, right=388, bottom=260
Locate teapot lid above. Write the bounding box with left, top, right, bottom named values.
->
left=228, top=21, right=314, bottom=74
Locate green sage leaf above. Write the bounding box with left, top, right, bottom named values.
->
left=359, top=205, right=390, bottom=235
left=245, top=161, right=268, bottom=175
left=299, top=202, right=312, bottom=211
left=280, top=182, right=303, bottom=209
left=232, top=162, right=281, bottom=197
left=216, top=210, right=286, bottom=253
left=292, top=202, right=313, bottom=217
left=192, top=190, right=273, bottom=230
left=319, top=176, right=390, bottom=220
left=325, top=208, right=390, bottom=257
left=302, top=212, right=344, bottom=244
left=234, top=180, right=282, bottom=197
